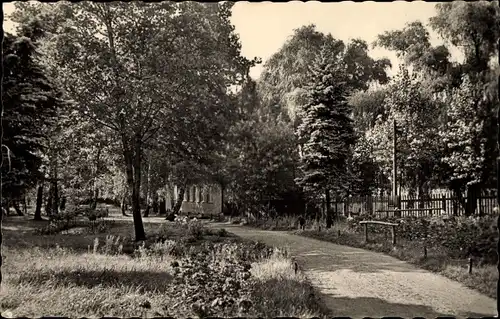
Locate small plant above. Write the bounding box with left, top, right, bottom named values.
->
left=86, top=220, right=110, bottom=234
left=93, top=237, right=99, bottom=254
left=101, top=235, right=123, bottom=255
left=85, top=208, right=108, bottom=221
left=148, top=240, right=177, bottom=260
left=187, top=219, right=205, bottom=240
left=216, top=228, right=228, bottom=237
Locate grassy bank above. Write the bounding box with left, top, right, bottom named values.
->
left=1, top=214, right=329, bottom=317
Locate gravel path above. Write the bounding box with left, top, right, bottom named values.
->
left=207, top=222, right=497, bottom=318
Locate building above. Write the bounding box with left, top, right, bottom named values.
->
left=165, top=184, right=222, bottom=216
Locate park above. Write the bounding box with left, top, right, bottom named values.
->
left=1, top=1, right=499, bottom=318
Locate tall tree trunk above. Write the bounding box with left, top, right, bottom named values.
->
left=325, top=188, right=331, bottom=216
left=407, top=187, right=416, bottom=209
left=143, top=205, right=150, bottom=217
left=46, top=182, right=53, bottom=216
left=23, top=196, right=27, bottom=215
left=52, top=176, right=59, bottom=216
left=172, top=184, right=186, bottom=216
left=121, top=189, right=128, bottom=216
left=452, top=184, right=467, bottom=215
left=465, top=184, right=480, bottom=217
left=132, top=139, right=146, bottom=240
left=325, top=189, right=333, bottom=228
left=152, top=192, right=159, bottom=214
left=13, top=201, right=24, bottom=216
left=91, top=147, right=102, bottom=210
left=146, top=153, right=151, bottom=204
left=34, top=184, right=43, bottom=220
left=143, top=153, right=151, bottom=217
left=220, top=183, right=225, bottom=215
left=123, top=135, right=146, bottom=241
left=159, top=197, right=166, bottom=215
left=91, top=188, right=99, bottom=210
left=60, top=196, right=66, bottom=211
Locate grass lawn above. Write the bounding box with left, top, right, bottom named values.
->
left=0, top=209, right=330, bottom=318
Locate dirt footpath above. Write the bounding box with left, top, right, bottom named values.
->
left=207, top=222, right=497, bottom=318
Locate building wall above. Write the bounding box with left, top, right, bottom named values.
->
left=165, top=184, right=222, bottom=216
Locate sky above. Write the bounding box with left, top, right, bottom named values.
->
left=3, top=1, right=453, bottom=80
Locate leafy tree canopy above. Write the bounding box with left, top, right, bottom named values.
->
left=258, top=24, right=391, bottom=124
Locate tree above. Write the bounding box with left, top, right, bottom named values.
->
left=430, top=2, right=499, bottom=77
left=296, top=49, right=356, bottom=217
left=365, top=67, right=442, bottom=198
left=2, top=32, right=60, bottom=216
left=373, top=2, right=499, bottom=209
left=349, top=88, right=388, bottom=134
left=258, top=24, right=391, bottom=125
left=349, top=134, right=383, bottom=197
left=12, top=2, right=256, bottom=240
left=439, top=76, right=490, bottom=216
left=230, top=110, right=299, bottom=217
left=430, top=1, right=499, bottom=198
left=376, top=21, right=446, bottom=71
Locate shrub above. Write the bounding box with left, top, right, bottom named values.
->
left=123, top=239, right=280, bottom=317
left=167, top=244, right=255, bottom=317
left=216, top=228, right=228, bottom=237
left=86, top=220, right=110, bottom=234
left=35, top=223, right=66, bottom=235
left=338, top=214, right=498, bottom=265
left=94, top=235, right=123, bottom=255
left=187, top=219, right=205, bottom=240
left=85, top=208, right=108, bottom=221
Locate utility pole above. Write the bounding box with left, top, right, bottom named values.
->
left=392, top=118, right=398, bottom=199
left=393, top=118, right=401, bottom=216
left=496, top=1, right=500, bottom=315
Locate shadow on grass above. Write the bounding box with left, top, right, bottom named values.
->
left=1, top=215, right=166, bottom=253
left=17, top=268, right=173, bottom=293
left=250, top=277, right=332, bottom=317
left=319, top=294, right=488, bottom=318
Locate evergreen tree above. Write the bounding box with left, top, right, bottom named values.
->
left=296, top=49, right=356, bottom=215
left=2, top=33, right=60, bottom=211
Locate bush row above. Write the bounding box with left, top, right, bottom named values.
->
left=347, top=214, right=498, bottom=264
left=90, top=220, right=313, bottom=317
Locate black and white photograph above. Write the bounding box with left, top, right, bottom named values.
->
left=1, top=1, right=499, bottom=317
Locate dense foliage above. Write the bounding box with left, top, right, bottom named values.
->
left=2, top=33, right=60, bottom=204
left=258, top=24, right=390, bottom=124
left=346, top=214, right=498, bottom=264
left=295, top=49, right=356, bottom=204
left=10, top=2, right=257, bottom=239
left=5, top=1, right=499, bottom=222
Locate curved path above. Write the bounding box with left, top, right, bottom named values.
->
left=207, top=222, right=497, bottom=318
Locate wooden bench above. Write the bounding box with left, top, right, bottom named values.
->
left=359, top=220, right=398, bottom=245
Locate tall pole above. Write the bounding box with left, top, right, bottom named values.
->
left=496, top=1, right=500, bottom=314
left=392, top=118, right=397, bottom=198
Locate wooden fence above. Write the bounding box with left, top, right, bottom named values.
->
left=320, top=190, right=498, bottom=218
